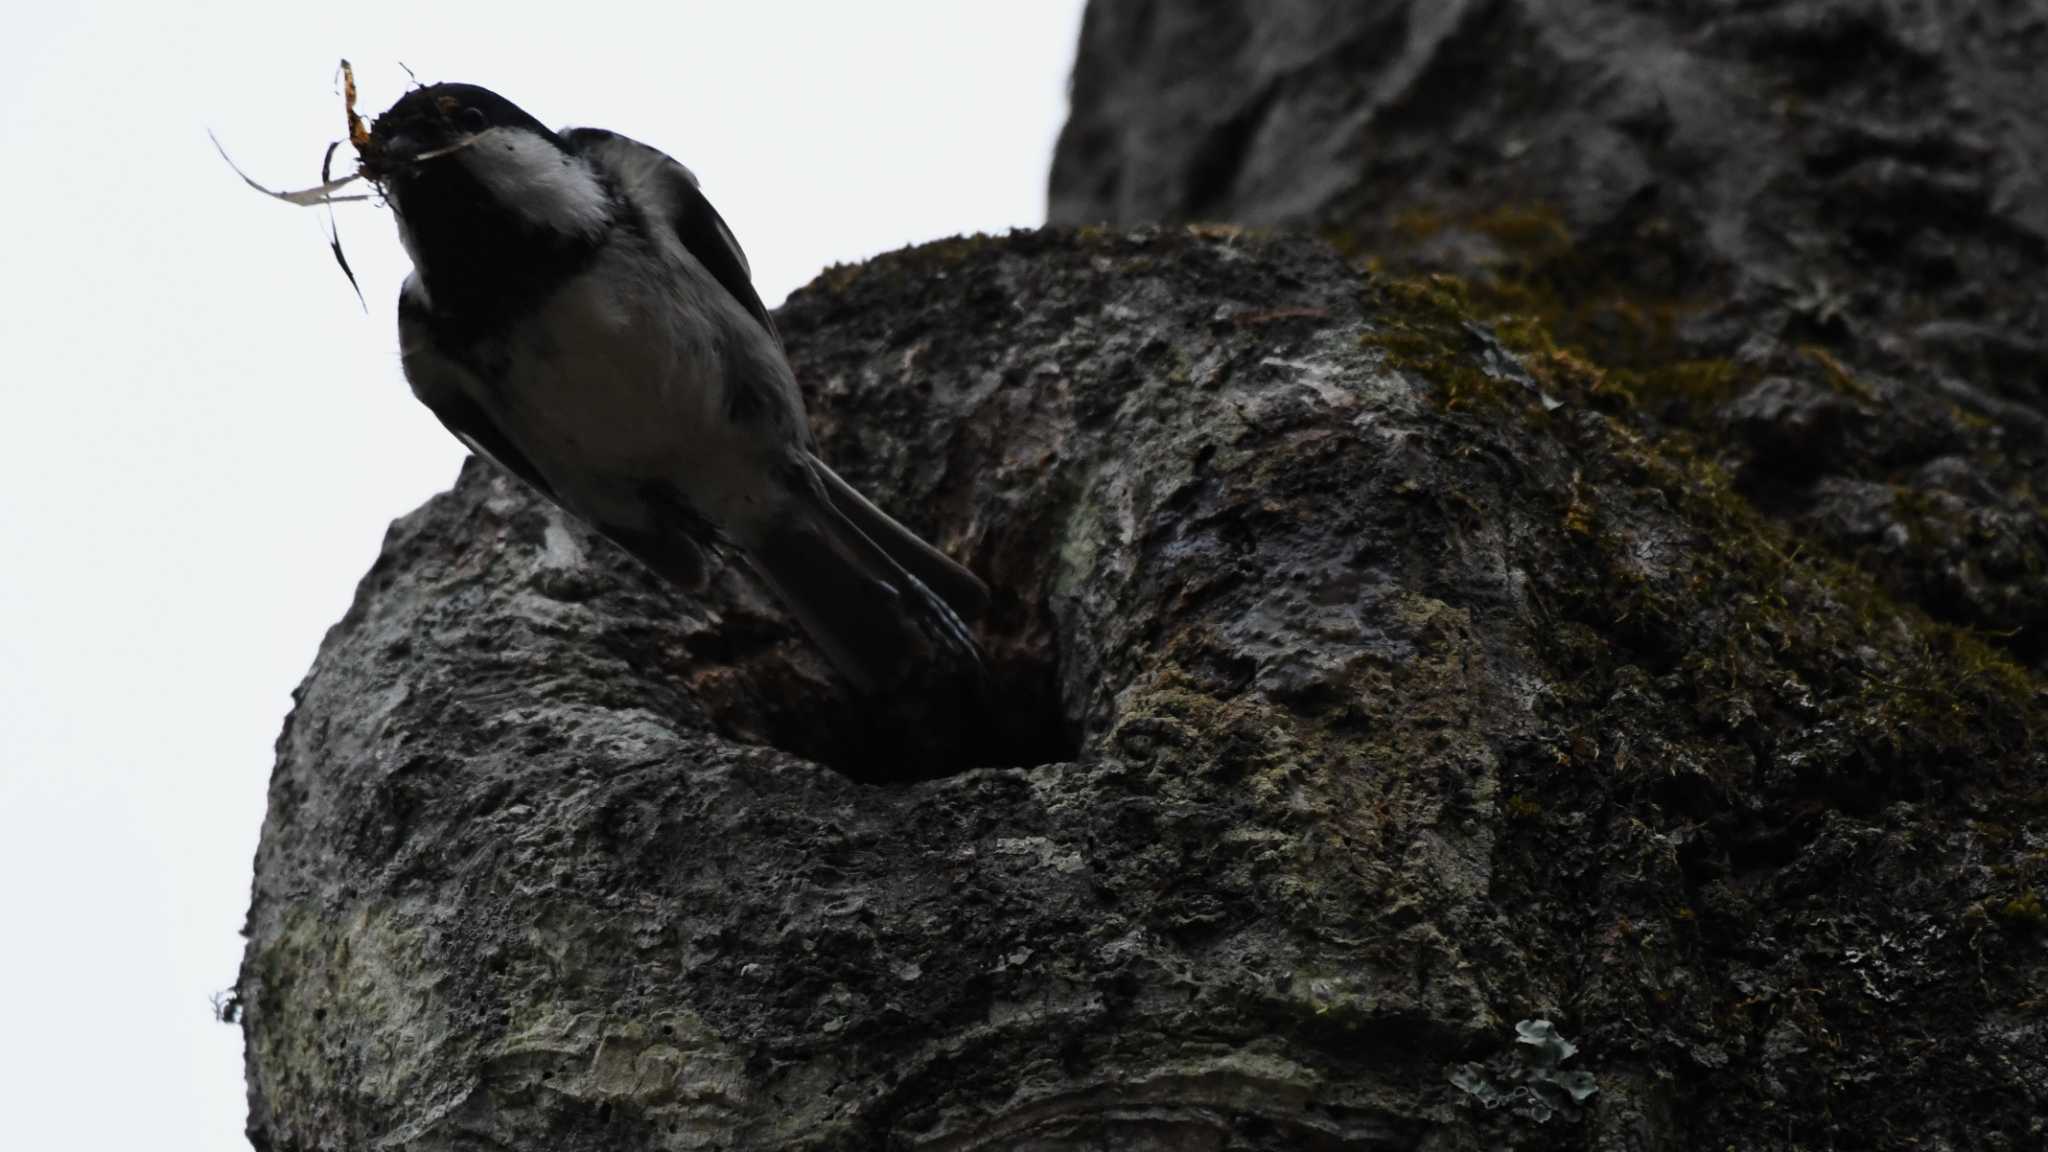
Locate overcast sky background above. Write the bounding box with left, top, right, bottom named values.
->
left=0, top=2, right=1087, bottom=1145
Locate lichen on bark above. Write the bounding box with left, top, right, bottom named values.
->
left=243, top=227, right=2047, bottom=1150
left=243, top=1, right=2048, bottom=1145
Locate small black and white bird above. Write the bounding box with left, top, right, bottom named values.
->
left=360, top=83, right=987, bottom=691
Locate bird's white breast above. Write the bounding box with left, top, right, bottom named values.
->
left=472, top=243, right=791, bottom=536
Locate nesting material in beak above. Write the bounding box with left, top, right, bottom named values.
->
left=209, top=59, right=396, bottom=309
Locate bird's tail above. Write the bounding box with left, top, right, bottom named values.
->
left=804, top=452, right=988, bottom=621
left=746, top=476, right=983, bottom=696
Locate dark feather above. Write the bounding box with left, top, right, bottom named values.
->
left=398, top=292, right=559, bottom=501
left=598, top=483, right=719, bottom=591
left=561, top=127, right=781, bottom=348
left=806, top=453, right=989, bottom=620
left=424, top=390, right=559, bottom=501
left=747, top=483, right=981, bottom=694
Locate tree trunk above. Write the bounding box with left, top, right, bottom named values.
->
left=1053, top=0, right=2048, bottom=667
left=243, top=3, right=2048, bottom=1148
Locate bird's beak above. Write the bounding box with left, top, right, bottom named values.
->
left=359, top=131, right=417, bottom=181
left=362, top=128, right=490, bottom=184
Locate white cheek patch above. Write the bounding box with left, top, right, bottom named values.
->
left=459, top=129, right=613, bottom=237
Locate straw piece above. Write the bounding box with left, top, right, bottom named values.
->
left=209, top=130, right=371, bottom=206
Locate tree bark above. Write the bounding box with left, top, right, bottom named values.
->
left=244, top=2, right=2048, bottom=1147
left=243, top=227, right=2045, bottom=1150
left=1053, top=0, right=2048, bottom=670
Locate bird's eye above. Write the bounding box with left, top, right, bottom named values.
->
left=459, top=107, right=488, bottom=133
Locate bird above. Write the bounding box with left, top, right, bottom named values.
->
left=357, top=82, right=988, bottom=693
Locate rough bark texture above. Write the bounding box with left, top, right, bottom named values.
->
left=242, top=4, right=2048, bottom=1149
left=244, top=228, right=2046, bottom=1150
left=1053, top=0, right=2048, bottom=672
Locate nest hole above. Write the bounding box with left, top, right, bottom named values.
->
left=522, top=465, right=1081, bottom=784
left=586, top=548, right=1080, bottom=785
left=720, top=596, right=1079, bottom=784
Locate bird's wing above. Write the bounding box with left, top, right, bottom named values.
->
left=562, top=126, right=781, bottom=348
left=399, top=283, right=716, bottom=590
left=399, top=285, right=561, bottom=502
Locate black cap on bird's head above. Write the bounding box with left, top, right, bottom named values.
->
left=363, top=81, right=614, bottom=316
left=359, top=83, right=560, bottom=181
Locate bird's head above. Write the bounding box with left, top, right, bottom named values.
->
left=364, top=83, right=613, bottom=309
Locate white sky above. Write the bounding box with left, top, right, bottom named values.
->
left=0, top=2, right=1085, bottom=1145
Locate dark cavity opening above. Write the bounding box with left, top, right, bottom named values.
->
left=825, top=635, right=1073, bottom=784
left=577, top=545, right=1078, bottom=784
left=504, top=461, right=1081, bottom=783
